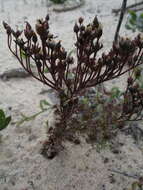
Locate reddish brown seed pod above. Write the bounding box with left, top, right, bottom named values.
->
left=73, top=23, right=79, bottom=33
left=78, top=17, right=84, bottom=24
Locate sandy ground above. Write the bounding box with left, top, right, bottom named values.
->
left=1, top=0, right=143, bottom=190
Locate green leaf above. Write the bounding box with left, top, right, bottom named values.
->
left=126, top=11, right=143, bottom=32
left=0, top=109, right=6, bottom=130
left=128, top=10, right=137, bottom=21
left=67, top=72, right=74, bottom=80
left=139, top=13, right=143, bottom=19
left=125, top=23, right=135, bottom=32
left=110, top=87, right=122, bottom=99
left=129, top=18, right=136, bottom=26
left=20, top=49, right=27, bottom=59
left=0, top=109, right=5, bottom=120
left=40, top=100, right=51, bottom=111
left=44, top=68, right=49, bottom=73
left=0, top=109, right=11, bottom=130
left=81, top=97, right=89, bottom=105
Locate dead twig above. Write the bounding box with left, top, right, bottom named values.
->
left=109, top=169, right=139, bottom=179
left=114, top=0, right=127, bottom=42
left=112, top=1, right=143, bottom=14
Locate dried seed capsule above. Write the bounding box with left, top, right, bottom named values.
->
left=3, top=21, right=12, bottom=35
left=45, top=14, right=49, bottom=21
left=127, top=77, right=133, bottom=85
left=32, top=32, right=38, bottom=43
left=47, top=33, right=53, bottom=39
left=47, top=41, right=56, bottom=50
left=24, top=22, right=34, bottom=40
left=80, top=25, right=85, bottom=31
left=3, top=21, right=8, bottom=30
left=78, top=17, right=84, bottom=24
left=93, top=16, right=99, bottom=28
left=119, top=38, right=135, bottom=55
left=26, top=22, right=32, bottom=30
left=35, top=20, right=45, bottom=36
left=31, top=45, right=41, bottom=54
left=16, top=30, right=22, bottom=38
left=15, top=39, right=25, bottom=48
left=12, top=30, right=22, bottom=38
left=24, top=29, right=33, bottom=40
left=55, top=41, right=61, bottom=50
left=66, top=56, right=74, bottom=64
left=134, top=34, right=143, bottom=49
left=85, top=25, right=92, bottom=33
left=43, top=21, right=49, bottom=30
left=74, top=23, right=79, bottom=33
left=59, top=48, right=67, bottom=60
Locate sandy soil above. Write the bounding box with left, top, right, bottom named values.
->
left=1, top=0, right=143, bottom=190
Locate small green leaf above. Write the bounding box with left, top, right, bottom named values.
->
left=125, top=23, right=135, bottom=32
left=0, top=109, right=11, bottom=130
left=0, top=109, right=5, bottom=120
left=44, top=68, right=49, bottom=73
left=20, top=49, right=27, bottom=59
left=139, top=13, right=143, bottom=19
left=110, top=87, right=122, bottom=99
left=128, top=10, right=137, bottom=21
left=129, top=18, right=136, bottom=26
left=81, top=97, right=89, bottom=105
left=0, top=109, right=6, bottom=130
left=40, top=100, right=51, bottom=111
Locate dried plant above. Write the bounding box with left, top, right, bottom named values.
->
left=3, top=15, right=143, bottom=159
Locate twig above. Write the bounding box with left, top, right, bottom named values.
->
left=109, top=169, right=139, bottom=179
left=114, top=0, right=127, bottom=42
left=129, top=6, right=143, bottom=12
left=16, top=110, right=45, bottom=126
left=112, top=1, right=143, bottom=14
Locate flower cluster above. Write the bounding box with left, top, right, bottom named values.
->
left=3, top=15, right=143, bottom=98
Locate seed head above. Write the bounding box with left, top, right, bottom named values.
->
left=78, top=17, right=84, bottom=24
left=74, top=23, right=79, bottom=33
left=127, top=77, right=133, bottom=85
left=93, top=16, right=99, bottom=28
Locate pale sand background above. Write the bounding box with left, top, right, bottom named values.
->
left=0, top=0, right=143, bottom=190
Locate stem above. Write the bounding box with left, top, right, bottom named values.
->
left=114, top=0, right=127, bottom=42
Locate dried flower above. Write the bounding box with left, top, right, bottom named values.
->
left=3, top=15, right=143, bottom=158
